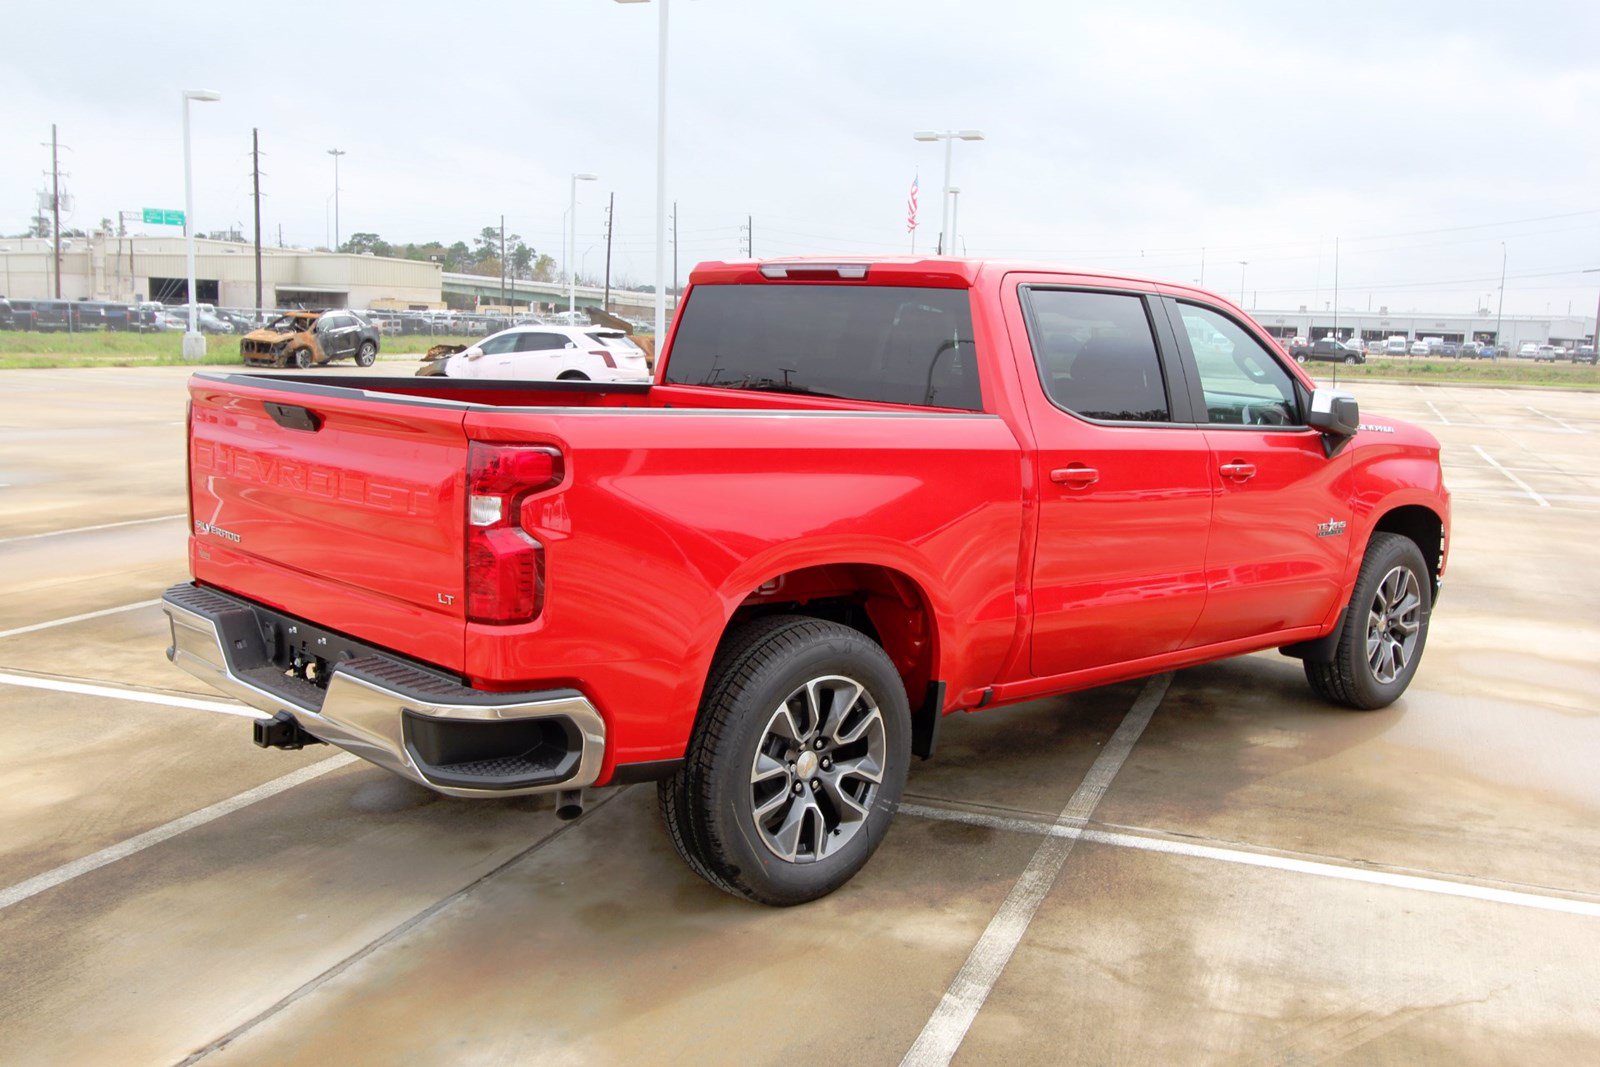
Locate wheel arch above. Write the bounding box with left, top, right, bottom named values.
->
left=716, top=558, right=947, bottom=716
left=1370, top=502, right=1446, bottom=597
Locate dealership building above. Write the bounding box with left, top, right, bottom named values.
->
left=1248, top=305, right=1594, bottom=351
left=0, top=234, right=442, bottom=310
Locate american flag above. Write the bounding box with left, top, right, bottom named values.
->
left=906, top=175, right=919, bottom=234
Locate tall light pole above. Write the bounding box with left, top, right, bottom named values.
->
left=181, top=89, right=221, bottom=361
left=912, top=129, right=984, bottom=255
left=1495, top=242, right=1507, bottom=358
left=327, top=148, right=346, bottom=250
left=568, top=172, right=598, bottom=316
left=949, top=187, right=961, bottom=256
left=614, top=0, right=669, bottom=346
left=1583, top=267, right=1599, bottom=356
left=1237, top=261, right=1249, bottom=307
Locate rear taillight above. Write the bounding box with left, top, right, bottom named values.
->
left=588, top=348, right=617, bottom=368
left=465, top=443, right=562, bottom=624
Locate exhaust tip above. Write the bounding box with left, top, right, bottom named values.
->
left=554, top=789, right=584, bottom=821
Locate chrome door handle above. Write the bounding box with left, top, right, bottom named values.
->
left=1050, top=465, right=1099, bottom=488
left=1220, top=461, right=1257, bottom=481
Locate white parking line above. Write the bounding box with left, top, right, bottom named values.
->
left=0, top=599, right=160, bottom=641
left=0, top=754, right=357, bottom=912
left=1526, top=406, right=1585, bottom=434
left=0, top=513, right=186, bottom=545
left=901, top=673, right=1172, bottom=1067
left=0, top=669, right=261, bottom=719
left=1423, top=400, right=1451, bottom=425
left=1471, top=445, right=1550, bottom=507
left=902, top=805, right=1600, bottom=920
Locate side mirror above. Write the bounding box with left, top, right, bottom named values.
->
left=464, top=346, right=485, bottom=360
left=1308, top=388, right=1359, bottom=438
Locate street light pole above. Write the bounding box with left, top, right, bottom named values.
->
left=949, top=188, right=961, bottom=257
left=913, top=130, right=984, bottom=255
left=327, top=148, right=345, bottom=250
left=181, top=89, right=221, bottom=361
left=1584, top=268, right=1600, bottom=357
left=569, top=172, right=598, bottom=316
left=1495, top=242, right=1507, bottom=358
left=1238, top=260, right=1249, bottom=306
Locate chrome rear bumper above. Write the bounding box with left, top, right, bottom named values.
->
left=161, top=583, right=605, bottom=798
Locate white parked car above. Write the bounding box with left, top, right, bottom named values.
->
left=1409, top=340, right=1430, bottom=356
left=1384, top=337, right=1409, bottom=355
left=1518, top=342, right=1540, bottom=359
left=443, top=325, right=651, bottom=383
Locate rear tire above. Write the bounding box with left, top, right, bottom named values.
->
left=292, top=348, right=314, bottom=369
left=356, top=341, right=377, bottom=367
left=659, top=615, right=911, bottom=906
left=1305, top=532, right=1432, bottom=710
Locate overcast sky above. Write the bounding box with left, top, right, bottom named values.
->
left=4, top=0, right=1597, bottom=316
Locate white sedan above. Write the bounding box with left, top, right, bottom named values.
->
left=443, top=325, right=651, bottom=383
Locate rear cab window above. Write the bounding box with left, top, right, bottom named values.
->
left=1018, top=288, right=1173, bottom=423
left=664, top=284, right=981, bottom=410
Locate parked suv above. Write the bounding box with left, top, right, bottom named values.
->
left=1574, top=345, right=1597, bottom=365
left=239, top=309, right=381, bottom=367
left=1292, top=337, right=1364, bottom=365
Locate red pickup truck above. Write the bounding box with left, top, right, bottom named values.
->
left=163, top=259, right=1449, bottom=905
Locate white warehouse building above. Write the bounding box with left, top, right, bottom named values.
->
left=0, top=235, right=442, bottom=310
left=1248, top=305, right=1594, bottom=352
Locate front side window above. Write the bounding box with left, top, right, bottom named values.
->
left=665, top=284, right=980, bottom=410
left=1175, top=302, right=1299, bottom=426
left=1022, top=289, right=1170, bottom=422
left=478, top=333, right=519, bottom=356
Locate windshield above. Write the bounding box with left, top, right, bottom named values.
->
left=664, top=283, right=980, bottom=410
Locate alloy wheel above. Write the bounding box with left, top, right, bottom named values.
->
left=749, top=675, right=886, bottom=863
left=1366, top=565, right=1422, bottom=684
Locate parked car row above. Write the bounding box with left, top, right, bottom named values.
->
left=1276, top=332, right=1600, bottom=362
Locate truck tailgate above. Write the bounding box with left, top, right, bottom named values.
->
left=187, top=375, right=469, bottom=672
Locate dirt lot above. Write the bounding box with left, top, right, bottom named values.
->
left=1, top=367, right=1597, bottom=1065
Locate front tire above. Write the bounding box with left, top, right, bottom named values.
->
left=659, top=615, right=911, bottom=906
left=292, top=348, right=314, bottom=369
left=1305, top=532, right=1432, bottom=710
left=356, top=341, right=377, bottom=367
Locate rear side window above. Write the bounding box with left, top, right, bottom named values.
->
left=1021, top=289, right=1170, bottom=422
left=516, top=332, right=571, bottom=352
left=665, top=284, right=980, bottom=410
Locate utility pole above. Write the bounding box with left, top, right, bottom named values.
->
left=500, top=214, right=507, bottom=311
left=278, top=223, right=284, bottom=249
left=51, top=124, right=62, bottom=298
left=746, top=214, right=753, bottom=257
left=603, top=192, right=615, bottom=313
left=672, top=201, right=679, bottom=300
left=252, top=128, right=263, bottom=315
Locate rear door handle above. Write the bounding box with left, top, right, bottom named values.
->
left=1050, top=465, right=1099, bottom=488
left=1219, top=461, right=1257, bottom=481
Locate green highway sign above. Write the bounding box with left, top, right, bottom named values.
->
left=142, top=208, right=186, bottom=226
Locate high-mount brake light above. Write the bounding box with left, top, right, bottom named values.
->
left=465, top=444, right=562, bottom=624
left=758, top=263, right=870, bottom=280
